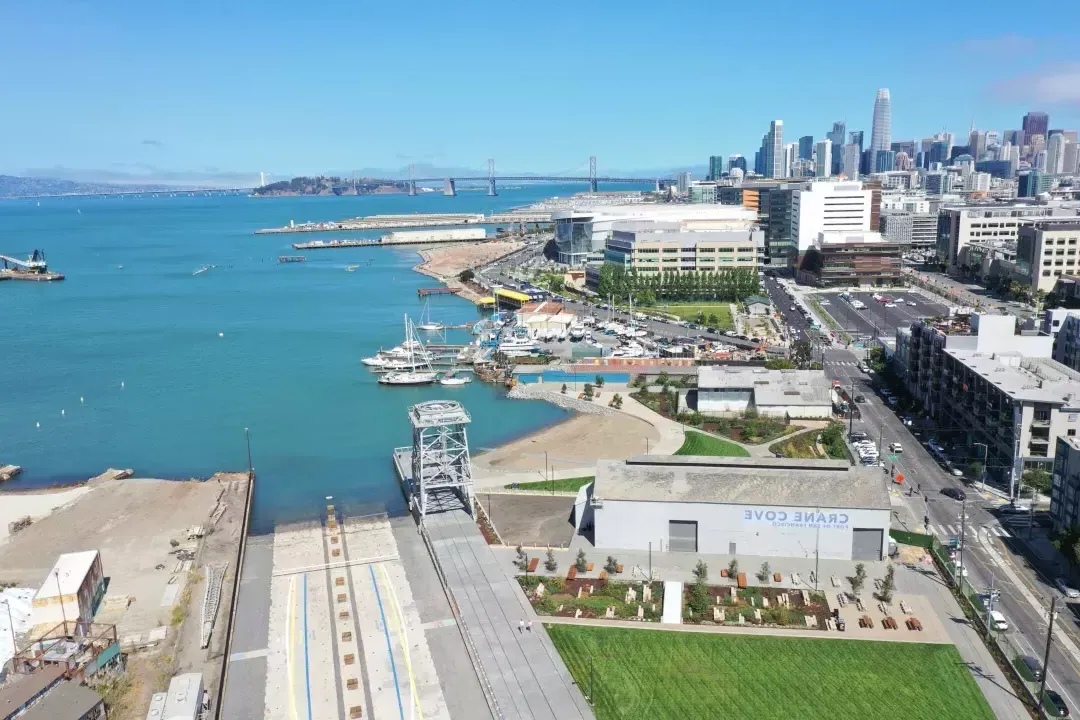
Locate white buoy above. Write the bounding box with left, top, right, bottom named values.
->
left=36, top=422, right=40, bottom=428
left=80, top=396, right=84, bottom=403
left=218, top=332, right=224, bottom=337
left=61, top=409, right=65, bottom=416
left=121, top=381, right=125, bottom=388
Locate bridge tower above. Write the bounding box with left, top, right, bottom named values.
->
left=258, top=172, right=266, bottom=188
left=443, top=178, right=456, bottom=196
left=589, top=156, right=598, bottom=193
left=487, top=159, right=497, bottom=196
left=408, top=400, right=474, bottom=518
left=408, top=164, right=416, bottom=196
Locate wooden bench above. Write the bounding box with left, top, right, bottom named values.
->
left=616, top=564, right=623, bottom=574
left=736, top=573, right=747, bottom=589
left=586, top=562, right=594, bottom=572
left=899, top=600, right=912, bottom=615
left=527, top=557, right=539, bottom=573
left=599, top=570, right=607, bottom=581
left=906, top=617, right=923, bottom=631
left=567, top=567, right=578, bottom=580
left=773, top=572, right=782, bottom=583
left=720, top=569, right=728, bottom=578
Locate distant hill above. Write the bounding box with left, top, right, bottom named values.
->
left=0, top=175, right=179, bottom=198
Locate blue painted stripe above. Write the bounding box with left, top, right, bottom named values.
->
left=369, top=564, right=405, bottom=720
left=303, top=572, right=313, bottom=720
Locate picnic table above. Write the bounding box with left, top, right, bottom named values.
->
left=906, top=617, right=923, bottom=631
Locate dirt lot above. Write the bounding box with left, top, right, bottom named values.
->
left=0, top=473, right=250, bottom=720
left=478, top=493, right=577, bottom=548
left=472, top=412, right=659, bottom=473
left=413, top=240, right=523, bottom=301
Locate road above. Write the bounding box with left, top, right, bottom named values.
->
left=769, top=287, right=1080, bottom=715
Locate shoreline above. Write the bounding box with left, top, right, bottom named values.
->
left=411, top=239, right=524, bottom=304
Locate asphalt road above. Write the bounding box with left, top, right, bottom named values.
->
left=767, top=291, right=1080, bottom=714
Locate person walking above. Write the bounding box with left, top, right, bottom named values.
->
left=527, top=620, right=533, bottom=632
left=518, top=619, right=525, bottom=633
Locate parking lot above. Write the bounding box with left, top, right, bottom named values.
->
left=816, top=291, right=950, bottom=342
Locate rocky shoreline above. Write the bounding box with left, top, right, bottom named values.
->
left=507, top=385, right=614, bottom=416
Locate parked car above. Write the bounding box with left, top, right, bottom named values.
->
left=1015, top=654, right=1044, bottom=681
left=854, top=395, right=866, bottom=403
left=790, top=305, right=797, bottom=311
left=1000, top=503, right=1030, bottom=514
left=889, top=442, right=903, bottom=453
left=858, top=363, right=870, bottom=373
left=1055, top=577, right=1080, bottom=598
left=907, top=301, right=918, bottom=307
left=989, top=610, right=1009, bottom=631
left=849, top=431, right=868, bottom=441
left=941, top=487, right=967, bottom=501
left=1042, top=689, right=1070, bottom=718
left=820, top=299, right=830, bottom=305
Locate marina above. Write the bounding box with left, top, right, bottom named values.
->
left=258, top=211, right=551, bottom=235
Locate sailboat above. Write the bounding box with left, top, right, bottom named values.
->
left=416, top=298, right=444, bottom=332
left=379, top=315, right=438, bottom=385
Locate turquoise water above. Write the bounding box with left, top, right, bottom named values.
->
left=0, top=186, right=618, bottom=532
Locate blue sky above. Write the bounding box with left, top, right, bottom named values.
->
left=2, top=0, right=1079, bottom=183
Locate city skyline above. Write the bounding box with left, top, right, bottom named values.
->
left=1, top=2, right=1079, bottom=183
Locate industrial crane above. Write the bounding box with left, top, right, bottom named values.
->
left=0, top=249, right=49, bottom=273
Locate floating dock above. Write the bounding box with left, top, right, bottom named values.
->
left=418, top=287, right=459, bottom=297
left=259, top=211, right=551, bottom=235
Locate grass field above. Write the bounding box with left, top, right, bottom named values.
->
left=674, top=430, right=750, bottom=457
left=547, top=625, right=995, bottom=720
left=654, top=304, right=734, bottom=328
left=506, top=476, right=595, bottom=492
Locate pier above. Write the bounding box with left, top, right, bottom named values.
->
left=418, top=287, right=459, bottom=297
left=259, top=211, right=552, bottom=236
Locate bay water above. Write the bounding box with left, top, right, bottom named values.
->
left=0, top=186, right=594, bottom=532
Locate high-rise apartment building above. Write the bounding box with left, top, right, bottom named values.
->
left=842, top=143, right=861, bottom=179
left=869, top=89, right=891, bottom=159
left=815, top=139, right=832, bottom=178
left=1004, top=129, right=1025, bottom=147
left=1064, top=142, right=1079, bottom=176
left=708, top=156, right=724, bottom=181
left=799, top=136, right=814, bottom=161
left=849, top=130, right=864, bottom=152
left=1016, top=218, right=1080, bottom=294
left=676, top=172, right=692, bottom=194
left=1047, top=133, right=1067, bottom=174
left=928, top=141, right=950, bottom=167
left=728, top=155, right=747, bottom=173
left=759, top=120, right=784, bottom=178
left=874, top=151, right=895, bottom=173
left=1023, top=112, right=1050, bottom=140
left=782, top=143, right=798, bottom=178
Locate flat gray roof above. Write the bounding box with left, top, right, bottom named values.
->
left=944, top=349, right=1080, bottom=405
left=0, top=666, right=65, bottom=713
left=595, top=456, right=890, bottom=510
left=18, top=681, right=102, bottom=720
left=698, top=366, right=832, bottom=406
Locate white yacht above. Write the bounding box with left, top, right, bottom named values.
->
left=498, top=328, right=538, bottom=353
left=569, top=324, right=585, bottom=341
left=361, top=355, right=389, bottom=368
left=439, top=370, right=472, bottom=386
left=557, top=329, right=568, bottom=342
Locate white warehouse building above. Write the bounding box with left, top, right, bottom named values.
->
left=589, top=456, right=891, bottom=561
left=697, top=366, right=833, bottom=419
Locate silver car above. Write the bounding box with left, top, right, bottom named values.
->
left=1054, top=577, right=1080, bottom=598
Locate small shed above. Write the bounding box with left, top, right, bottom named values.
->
left=744, top=295, right=772, bottom=316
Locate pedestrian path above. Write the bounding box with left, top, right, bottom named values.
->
left=930, top=524, right=1011, bottom=539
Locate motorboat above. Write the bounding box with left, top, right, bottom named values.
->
left=498, top=328, right=539, bottom=353
left=569, top=324, right=585, bottom=341
left=345, top=265, right=360, bottom=272
left=439, top=370, right=472, bottom=386
left=557, top=329, right=568, bottom=341
left=361, top=355, right=389, bottom=368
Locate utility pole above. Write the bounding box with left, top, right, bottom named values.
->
left=878, top=419, right=885, bottom=457
left=1037, top=597, right=1058, bottom=713
left=984, top=574, right=996, bottom=632
left=848, top=379, right=856, bottom=437
left=957, top=501, right=968, bottom=590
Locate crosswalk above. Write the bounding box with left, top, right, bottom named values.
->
left=929, top=524, right=1012, bottom=538
left=826, top=361, right=861, bottom=367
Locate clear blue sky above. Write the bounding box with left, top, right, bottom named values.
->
left=2, top=0, right=1078, bottom=182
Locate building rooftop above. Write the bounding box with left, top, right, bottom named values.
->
left=519, top=301, right=565, bottom=315
left=18, top=681, right=102, bottom=720
left=408, top=400, right=471, bottom=428
left=944, top=348, right=1080, bottom=406
left=595, top=456, right=890, bottom=509
left=0, top=667, right=65, bottom=715
left=698, top=366, right=831, bottom=406
left=35, top=551, right=98, bottom=599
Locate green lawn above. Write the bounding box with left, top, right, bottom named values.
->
left=506, top=476, right=595, bottom=492
left=675, top=430, right=750, bottom=457
left=653, top=304, right=734, bottom=328
left=547, top=625, right=995, bottom=720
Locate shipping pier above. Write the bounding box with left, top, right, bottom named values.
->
left=258, top=211, right=552, bottom=235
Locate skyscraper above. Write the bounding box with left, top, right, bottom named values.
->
left=870, top=89, right=891, bottom=158
left=968, top=130, right=986, bottom=159
left=1047, top=133, right=1067, bottom=174
left=782, top=143, right=797, bottom=178
left=891, top=140, right=916, bottom=159
left=849, top=130, right=864, bottom=152
left=760, top=120, right=784, bottom=178
left=799, top=136, right=814, bottom=160
left=815, top=139, right=832, bottom=178
left=708, top=156, right=724, bottom=181
left=728, top=155, right=747, bottom=173
left=827, top=122, right=846, bottom=174
left=1023, top=112, right=1050, bottom=139
left=842, top=144, right=861, bottom=179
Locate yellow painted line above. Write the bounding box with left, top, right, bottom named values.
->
left=285, top=575, right=297, bottom=720
left=378, top=563, right=425, bottom=720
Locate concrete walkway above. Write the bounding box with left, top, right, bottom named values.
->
left=424, top=506, right=594, bottom=720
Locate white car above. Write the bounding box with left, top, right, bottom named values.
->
left=1055, top=577, right=1080, bottom=598
left=889, top=442, right=903, bottom=453
left=820, top=299, right=830, bottom=305
left=989, top=610, right=1009, bottom=631
left=885, top=303, right=898, bottom=308
left=790, top=305, right=797, bottom=311
left=907, top=301, right=917, bottom=307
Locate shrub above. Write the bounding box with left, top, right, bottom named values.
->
left=458, top=268, right=475, bottom=282
left=544, top=549, right=558, bottom=572
left=604, top=556, right=619, bottom=574
left=574, top=549, right=588, bottom=572
left=514, top=546, right=528, bottom=572
left=756, top=562, right=770, bottom=583
left=583, top=383, right=594, bottom=400
left=693, top=560, right=708, bottom=582
left=727, top=558, right=739, bottom=578
left=848, top=563, right=866, bottom=596
left=595, top=375, right=606, bottom=387
left=686, top=581, right=710, bottom=618
left=611, top=393, right=623, bottom=409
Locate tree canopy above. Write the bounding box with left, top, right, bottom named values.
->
left=593, top=262, right=759, bottom=304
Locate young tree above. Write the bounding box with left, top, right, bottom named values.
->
left=757, top=561, right=771, bottom=583
left=693, top=560, right=708, bottom=582
left=1023, top=469, right=1052, bottom=497
left=878, top=564, right=895, bottom=604
left=514, top=545, right=528, bottom=572
left=458, top=268, right=475, bottom=283
left=544, top=548, right=558, bottom=572
left=561, top=383, right=568, bottom=395
left=604, top=555, right=619, bottom=574
left=968, top=461, right=984, bottom=481
left=727, top=558, right=739, bottom=578
left=582, top=382, right=594, bottom=400
left=574, top=549, right=588, bottom=573
left=707, top=312, right=720, bottom=328
left=594, top=375, right=605, bottom=388
left=848, top=563, right=866, bottom=597
left=610, top=393, right=623, bottom=409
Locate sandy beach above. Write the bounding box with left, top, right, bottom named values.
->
left=413, top=240, right=523, bottom=302
left=0, top=485, right=96, bottom=544
left=472, top=411, right=660, bottom=474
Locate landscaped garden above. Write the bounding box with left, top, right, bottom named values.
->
left=697, top=412, right=800, bottom=445
left=769, top=421, right=851, bottom=462
left=505, top=476, right=595, bottom=492
left=518, top=575, right=665, bottom=622
left=682, top=575, right=832, bottom=628
left=674, top=430, right=750, bottom=457
left=546, top=625, right=995, bottom=720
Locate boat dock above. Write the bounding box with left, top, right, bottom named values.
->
left=259, top=211, right=551, bottom=236
left=418, top=287, right=459, bottom=297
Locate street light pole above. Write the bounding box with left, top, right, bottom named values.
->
left=849, top=379, right=856, bottom=437
left=1, top=599, right=15, bottom=658
left=245, top=427, right=253, bottom=477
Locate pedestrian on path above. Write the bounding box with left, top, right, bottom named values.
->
left=527, top=620, right=533, bottom=632
left=518, top=619, right=525, bottom=633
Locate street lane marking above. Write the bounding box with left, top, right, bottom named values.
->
left=229, top=648, right=268, bottom=662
